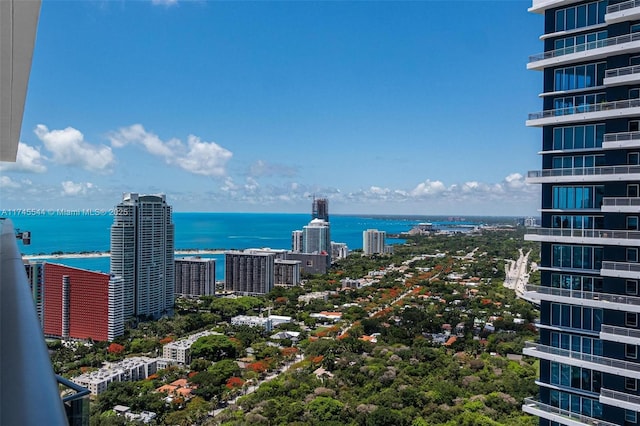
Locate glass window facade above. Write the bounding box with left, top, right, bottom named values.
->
left=554, top=31, right=607, bottom=52
left=549, top=389, right=603, bottom=418
left=553, top=93, right=606, bottom=112
left=550, top=334, right=603, bottom=355
left=550, top=303, right=603, bottom=331
left=552, top=154, right=605, bottom=169
left=553, top=124, right=605, bottom=150
left=551, top=273, right=602, bottom=291
left=552, top=185, right=605, bottom=209
left=551, top=215, right=604, bottom=230
left=552, top=245, right=603, bottom=269
left=555, top=1, right=607, bottom=31
left=554, top=62, right=606, bottom=91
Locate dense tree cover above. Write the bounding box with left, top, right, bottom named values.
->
left=74, top=228, right=540, bottom=425
left=191, top=335, right=241, bottom=362
left=215, top=337, right=538, bottom=426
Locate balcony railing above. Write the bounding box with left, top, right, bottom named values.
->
left=605, top=64, right=640, bottom=79
left=528, top=98, right=640, bottom=120
left=524, top=342, right=640, bottom=374
left=529, top=32, right=640, bottom=63
left=525, top=284, right=640, bottom=308
left=0, top=218, right=69, bottom=425
left=601, top=324, right=640, bottom=340
left=601, top=261, right=640, bottom=274
left=526, top=227, right=640, bottom=240
left=607, top=0, right=640, bottom=14
left=527, top=165, right=640, bottom=179
left=600, top=388, right=640, bottom=407
left=604, top=131, right=640, bottom=143
left=602, top=197, right=640, bottom=207
left=522, top=397, right=618, bottom=426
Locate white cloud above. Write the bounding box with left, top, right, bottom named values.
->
left=504, top=172, right=526, bottom=189
left=35, top=125, right=114, bottom=172
left=61, top=181, right=94, bottom=196
left=0, top=143, right=47, bottom=173
left=410, top=180, right=447, bottom=197
left=0, top=176, right=20, bottom=188
left=109, top=125, right=232, bottom=177
left=175, top=135, right=232, bottom=177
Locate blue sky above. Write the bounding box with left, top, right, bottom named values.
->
left=0, top=0, right=544, bottom=216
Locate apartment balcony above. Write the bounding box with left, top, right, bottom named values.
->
left=523, top=342, right=640, bottom=378
left=601, top=197, right=640, bottom=212
left=525, top=227, right=640, bottom=246
left=526, top=165, right=640, bottom=183
left=526, top=98, right=640, bottom=127
left=600, top=324, right=640, bottom=345
left=606, top=0, right=640, bottom=24
left=524, top=284, right=640, bottom=313
left=600, top=388, right=640, bottom=412
left=522, top=397, right=618, bottom=426
left=602, top=130, right=640, bottom=149
left=604, top=64, right=640, bottom=87
left=528, top=33, right=640, bottom=71
left=601, top=261, right=640, bottom=279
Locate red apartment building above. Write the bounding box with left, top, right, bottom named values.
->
left=41, top=263, right=124, bottom=342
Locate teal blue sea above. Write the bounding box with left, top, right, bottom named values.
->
left=7, top=212, right=483, bottom=281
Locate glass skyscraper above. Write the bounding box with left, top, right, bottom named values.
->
left=524, top=1, right=640, bottom=425
left=110, top=193, right=175, bottom=319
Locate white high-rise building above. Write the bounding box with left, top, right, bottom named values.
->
left=363, top=229, right=386, bottom=255
left=303, top=219, right=331, bottom=257
left=110, top=193, right=174, bottom=318
left=291, top=230, right=303, bottom=252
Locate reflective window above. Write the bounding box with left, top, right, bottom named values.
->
left=552, top=154, right=605, bottom=169
left=553, top=93, right=606, bottom=114
left=555, top=2, right=607, bottom=32
left=554, top=31, right=607, bottom=52
left=550, top=303, right=603, bottom=331
left=550, top=334, right=602, bottom=356
left=552, top=215, right=604, bottom=230
left=553, top=185, right=605, bottom=209
left=627, top=344, right=637, bottom=359
left=626, top=409, right=638, bottom=423
left=554, top=62, right=606, bottom=91
left=549, top=388, right=603, bottom=417
left=551, top=274, right=602, bottom=292
left=552, top=245, right=603, bottom=269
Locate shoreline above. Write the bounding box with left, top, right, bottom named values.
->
left=23, top=249, right=226, bottom=260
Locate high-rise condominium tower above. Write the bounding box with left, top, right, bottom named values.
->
left=303, top=218, right=331, bottom=258
left=110, top=193, right=175, bottom=319
left=524, top=1, right=640, bottom=424
left=175, top=257, right=216, bottom=297
left=312, top=197, right=329, bottom=221
left=363, top=229, right=386, bottom=255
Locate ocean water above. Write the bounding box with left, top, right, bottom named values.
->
left=7, top=212, right=481, bottom=280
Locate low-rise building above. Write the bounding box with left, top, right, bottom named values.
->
left=162, top=330, right=222, bottom=365
left=230, top=315, right=292, bottom=332
left=72, top=357, right=158, bottom=395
